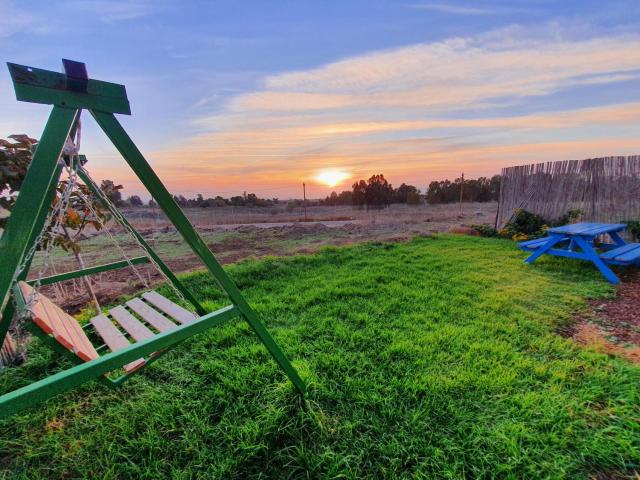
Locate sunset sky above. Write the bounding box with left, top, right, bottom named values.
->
left=2, top=0, right=640, bottom=199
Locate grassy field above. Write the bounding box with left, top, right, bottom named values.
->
left=1, top=235, right=639, bottom=479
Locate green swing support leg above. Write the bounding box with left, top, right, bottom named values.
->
left=0, top=107, right=78, bottom=348
left=90, top=110, right=306, bottom=396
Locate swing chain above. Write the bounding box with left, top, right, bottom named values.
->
left=13, top=158, right=80, bottom=316
left=77, top=166, right=194, bottom=311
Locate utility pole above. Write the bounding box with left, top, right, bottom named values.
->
left=459, top=172, right=464, bottom=216
left=302, top=182, right=307, bottom=221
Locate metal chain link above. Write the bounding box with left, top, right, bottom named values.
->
left=12, top=158, right=80, bottom=315
left=77, top=166, right=194, bottom=311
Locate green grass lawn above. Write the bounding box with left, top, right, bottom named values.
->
left=1, top=235, right=638, bottom=479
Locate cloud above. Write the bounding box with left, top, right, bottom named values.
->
left=65, top=0, right=157, bottom=22
left=230, top=30, right=640, bottom=113
left=147, top=25, right=640, bottom=197
left=0, top=0, right=49, bottom=38
left=405, top=3, right=532, bottom=16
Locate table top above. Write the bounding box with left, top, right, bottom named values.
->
left=547, top=222, right=627, bottom=236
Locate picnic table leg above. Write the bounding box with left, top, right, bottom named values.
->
left=524, top=235, right=565, bottom=264
left=572, top=236, right=620, bottom=284
left=609, top=231, right=627, bottom=247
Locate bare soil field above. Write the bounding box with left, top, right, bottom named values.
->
left=31, top=202, right=497, bottom=310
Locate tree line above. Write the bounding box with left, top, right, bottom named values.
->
left=100, top=174, right=501, bottom=210
left=321, top=174, right=501, bottom=208
left=99, top=181, right=278, bottom=208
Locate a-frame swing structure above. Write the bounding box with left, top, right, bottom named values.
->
left=0, top=60, right=306, bottom=418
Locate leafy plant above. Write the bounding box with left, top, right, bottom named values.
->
left=556, top=209, right=583, bottom=226
left=1, top=134, right=113, bottom=312
left=0, top=134, right=37, bottom=229
left=471, top=224, right=498, bottom=237
left=624, top=220, right=640, bottom=242
left=502, top=208, right=548, bottom=240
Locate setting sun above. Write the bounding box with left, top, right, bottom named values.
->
left=315, top=169, right=351, bottom=187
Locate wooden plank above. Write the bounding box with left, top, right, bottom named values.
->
left=109, top=306, right=154, bottom=341
left=518, top=237, right=550, bottom=249
left=126, top=298, right=177, bottom=332
left=19, top=282, right=98, bottom=362
left=90, top=314, right=145, bottom=373
left=616, top=244, right=640, bottom=263
left=142, top=291, right=197, bottom=324
left=599, top=243, right=640, bottom=260
left=8, top=63, right=131, bottom=114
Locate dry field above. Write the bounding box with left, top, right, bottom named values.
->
left=30, top=202, right=497, bottom=310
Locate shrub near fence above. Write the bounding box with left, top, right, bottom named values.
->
left=496, top=156, right=640, bottom=233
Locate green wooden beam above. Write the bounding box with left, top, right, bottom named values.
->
left=76, top=166, right=206, bottom=315
left=90, top=110, right=306, bottom=396
left=0, top=106, right=78, bottom=348
left=0, top=304, right=240, bottom=418
left=27, top=256, right=150, bottom=287
left=7, top=63, right=130, bottom=115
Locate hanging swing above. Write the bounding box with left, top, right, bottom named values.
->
left=0, top=59, right=306, bottom=418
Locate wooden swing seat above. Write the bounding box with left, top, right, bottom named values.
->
left=18, top=282, right=196, bottom=374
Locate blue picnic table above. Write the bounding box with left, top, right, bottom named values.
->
left=518, top=222, right=640, bottom=284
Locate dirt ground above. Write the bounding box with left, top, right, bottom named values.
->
left=569, top=271, right=640, bottom=364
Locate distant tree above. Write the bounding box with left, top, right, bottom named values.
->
left=212, top=196, right=227, bottom=207
left=173, top=194, right=188, bottom=207
left=229, top=195, right=244, bottom=207
left=393, top=183, right=419, bottom=203
left=127, top=195, right=143, bottom=207
left=406, top=190, right=422, bottom=205
left=364, top=174, right=393, bottom=209
left=352, top=180, right=367, bottom=208
left=148, top=198, right=157, bottom=208
left=100, top=179, right=124, bottom=206
left=426, top=175, right=501, bottom=204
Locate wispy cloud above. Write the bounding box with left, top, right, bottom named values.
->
left=66, top=0, right=157, bottom=22
left=0, top=0, right=52, bottom=38
left=405, top=3, right=532, bottom=16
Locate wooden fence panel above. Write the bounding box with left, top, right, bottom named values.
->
left=496, top=156, right=640, bottom=234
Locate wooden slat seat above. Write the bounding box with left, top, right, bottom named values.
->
left=18, top=282, right=99, bottom=362
left=599, top=243, right=640, bottom=265
left=518, top=237, right=550, bottom=250
left=20, top=285, right=199, bottom=376
left=109, top=306, right=155, bottom=341
left=518, top=236, right=574, bottom=251
left=126, top=298, right=177, bottom=332
left=142, top=291, right=197, bottom=324
left=90, top=315, right=145, bottom=373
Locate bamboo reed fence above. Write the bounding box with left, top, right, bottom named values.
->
left=496, top=156, right=640, bottom=231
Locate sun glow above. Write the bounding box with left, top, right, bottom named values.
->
left=315, top=169, right=351, bottom=187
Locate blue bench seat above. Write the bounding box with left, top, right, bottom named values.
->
left=518, top=237, right=552, bottom=251
left=599, top=243, right=640, bottom=265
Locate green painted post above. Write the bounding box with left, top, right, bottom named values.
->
left=0, top=106, right=78, bottom=347
left=76, top=166, right=206, bottom=315
left=90, top=110, right=306, bottom=396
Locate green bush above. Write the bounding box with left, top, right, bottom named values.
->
left=625, top=220, right=640, bottom=241
left=473, top=208, right=584, bottom=241
left=471, top=224, right=498, bottom=237
left=502, top=209, right=548, bottom=240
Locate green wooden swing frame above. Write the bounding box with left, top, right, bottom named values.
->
left=0, top=60, right=306, bottom=418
